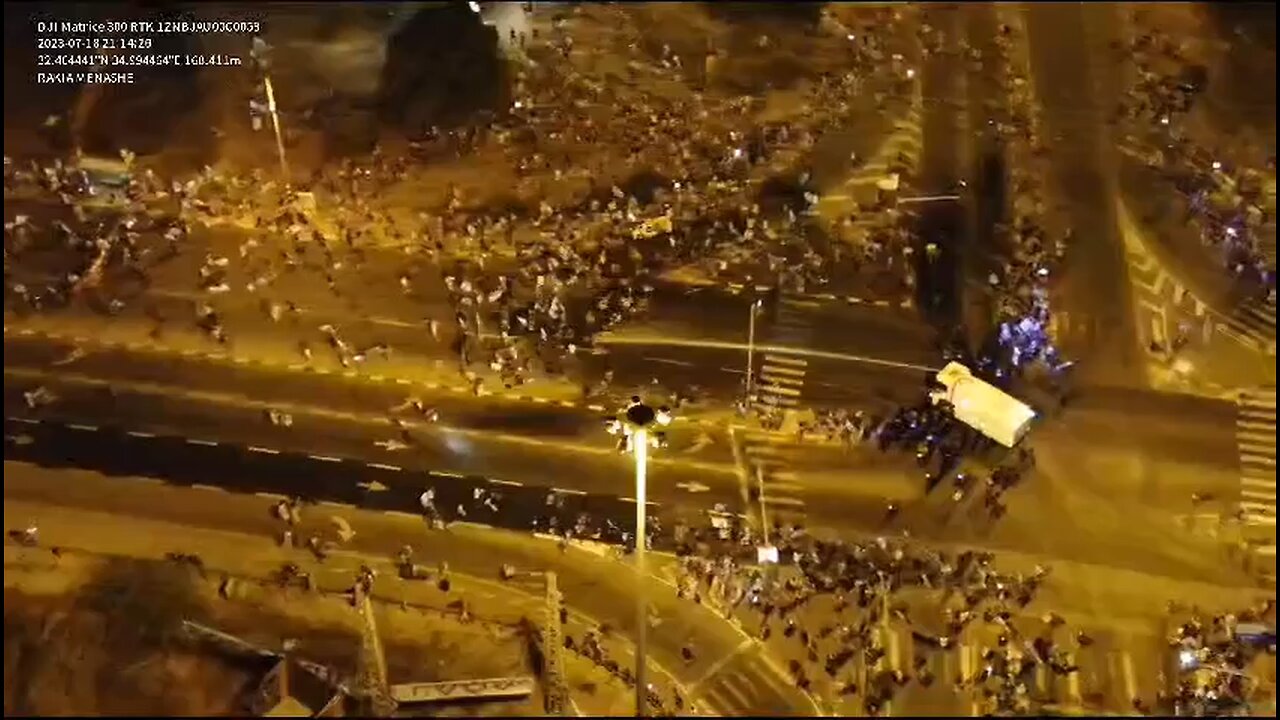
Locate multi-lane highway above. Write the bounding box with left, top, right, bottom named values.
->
left=3, top=338, right=1253, bottom=590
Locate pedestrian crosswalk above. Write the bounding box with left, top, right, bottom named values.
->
left=1221, top=297, right=1277, bottom=356
left=739, top=431, right=808, bottom=530
left=735, top=295, right=821, bottom=535
left=1236, top=388, right=1277, bottom=531
left=752, top=293, right=815, bottom=413
left=1119, top=198, right=1276, bottom=358
left=694, top=643, right=802, bottom=716
left=755, top=354, right=807, bottom=411
left=873, top=621, right=1164, bottom=716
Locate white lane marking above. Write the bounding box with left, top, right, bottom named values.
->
left=761, top=353, right=809, bottom=367
left=644, top=357, right=696, bottom=367
left=186, top=438, right=219, bottom=446
left=191, top=483, right=228, bottom=493
left=598, top=336, right=937, bottom=372
left=309, top=454, right=343, bottom=463
left=757, top=384, right=802, bottom=397
left=434, top=470, right=464, bottom=478
left=761, top=496, right=806, bottom=508
left=759, top=363, right=806, bottom=377
left=319, top=500, right=355, bottom=509
left=254, top=491, right=288, bottom=500
left=367, top=462, right=402, bottom=471
left=451, top=521, right=494, bottom=531
left=758, top=374, right=806, bottom=388
left=383, top=510, right=423, bottom=521
left=66, top=423, right=99, bottom=431
left=10, top=417, right=40, bottom=425
left=126, top=430, right=157, bottom=438
left=552, top=487, right=587, bottom=496
left=248, top=446, right=280, bottom=454
left=619, top=497, right=661, bottom=506
left=690, top=637, right=756, bottom=691
left=489, top=478, right=524, bottom=487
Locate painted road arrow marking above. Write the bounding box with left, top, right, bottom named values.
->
left=676, top=481, right=711, bottom=493
left=358, top=480, right=390, bottom=492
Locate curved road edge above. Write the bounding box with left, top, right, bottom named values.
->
left=2, top=461, right=819, bottom=717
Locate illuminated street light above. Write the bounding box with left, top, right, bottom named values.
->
left=262, top=76, right=289, bottom=180
left=250, top=38, right=289, bottom=180
left=603, top=397, right=671, bottom=717
left=744, top=299, right=763, bottom=404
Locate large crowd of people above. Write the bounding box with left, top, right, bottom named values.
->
left=975, top=15, right=1069, bottom=382
left=5, top=5, right=1272, bottom=718
left=1113, top=16, right=1276, bottom=300
left=4, top=3, right=931, bottom=415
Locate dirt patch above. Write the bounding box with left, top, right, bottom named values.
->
left=4, top=553, right=539, bottom=717
left=3, top=559, right=246, bottom=716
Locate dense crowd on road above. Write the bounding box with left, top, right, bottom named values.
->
left=969, top=16, right=1070, bottom=382
left=1163, top=600, right=1277, bottom=716
left=1113, top=19, right=1276, bottom=300
left=9, top=6, right=1274, bottom=717
left=672, top=518, right=1070, bottom=715
left=3, top=3, right=935, bottom=420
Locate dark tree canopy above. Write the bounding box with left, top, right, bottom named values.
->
left=379, top=3, right=510, bottom=134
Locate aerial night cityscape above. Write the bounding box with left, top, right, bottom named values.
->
left=2, top=1, right=1275, bottom=717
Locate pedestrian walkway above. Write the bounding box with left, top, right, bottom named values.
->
left=692, top=641, right=807, bottom=717
left=1221, top=296, right=1277, bottom=356
left=753, top=294, right=817, bottom=411
left=733, top=429, right=809, bottom=535
left=1235, top=388, right=1277, bottom=534
left=1118, top=197, right=1277, bottom=358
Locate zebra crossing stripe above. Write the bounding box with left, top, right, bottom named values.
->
left=760, top=363, right=806, bottom=377
left=758, top=384, right=802, bottom=397
left=760, top=368, right=806, bottom=381
left=1236, top=388, right=1275, bottom=527
left=762, top=354, right=807, bottom=367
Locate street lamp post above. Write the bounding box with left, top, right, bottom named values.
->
left=745, top=299, right=762, bottom=405
left=250, top=38, right=289, bottom=181
left=605, top=398, right=671, bottom=717
left=262, top=74, right=290, bottom=180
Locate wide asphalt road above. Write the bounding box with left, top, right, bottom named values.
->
left=1023, top=2, right=1140, bottom=387
left=3, top=360, right=1252, bottom=591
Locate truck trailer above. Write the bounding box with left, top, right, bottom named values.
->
left=929, top=362, right=1036, bottom=448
